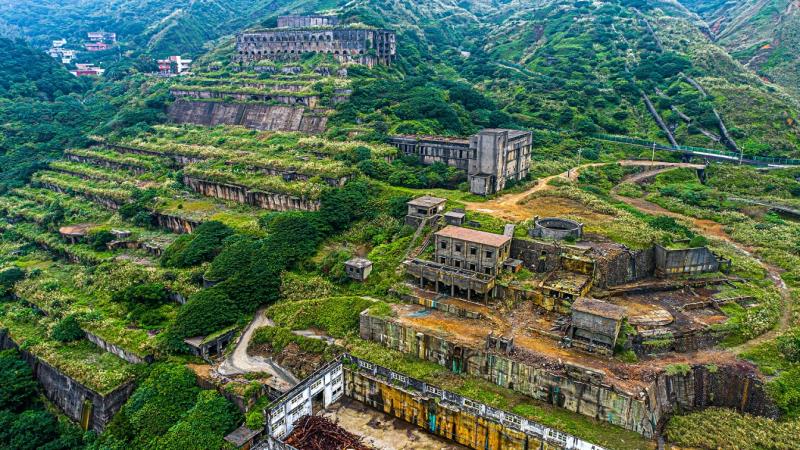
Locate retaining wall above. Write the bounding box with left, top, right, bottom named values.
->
left=183, top=176, right=320, bottom=211
left=65, top=154, right=150, bottom=176
left=0, top=329, right=136, bottom=433
left=84, top=330, right=153, bottom=364
left=167, top=99, right=328, bottom=133
left=152, top=212, right=200, bottom=234
left=359, top=312, right=777, bottom=438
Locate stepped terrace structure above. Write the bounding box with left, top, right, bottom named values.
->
left=234, top=15, right=396, bottom=67
left=389, top=129, right=533, bottom=195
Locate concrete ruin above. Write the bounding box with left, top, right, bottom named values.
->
left=167, top=100, right=328, bottom=134
left=183, top=176, right=321, bottom=212
left=257, top=354, right=605, bottom=450
left=565, top=298, right=626, bottom=355
left=234, top=15, right=396, bottom=67
left=530, top=217, right=583, bottom=241
left=0, top=329, right=136, bottom=433
left=389, top=129, right=533, bottom=195
left=344, top=257, right=373, bottom=281
left=404, top=195, right=446, bottom=227
left=184, top=326, right=237, bottom=363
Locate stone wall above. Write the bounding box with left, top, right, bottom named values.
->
left=0, top=329, right=136, bottom=433
left=167, top=100, right=328, bottom=134
left=37, top=182, right=122, bottom=210
left=510, top=238, right=562, bottom=273
left=594, top=247, right=655, bottom=288
left=359, top=312, right=777, bottom=438
left=107, top=144, right=201, bottom=166
left=183, top=176, right=320, bottom=211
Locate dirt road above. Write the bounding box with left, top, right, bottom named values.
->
left=216, top=307, right=300, bottom=390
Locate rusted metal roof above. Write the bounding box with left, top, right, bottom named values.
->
left=436, top=225, right=511, bottom=247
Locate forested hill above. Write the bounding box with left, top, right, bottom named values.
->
left=324, top=0, right=800, bottom=158
left=0, top=0, right=342, bottom=57
left=678, top=0, right=800, bottom=97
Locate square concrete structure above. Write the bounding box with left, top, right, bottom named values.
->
left=345, top=257, right=373, bottom=281
left=434, top=225, right=511, bottom=276
left=568, top=297, right=626, bottom=354
left=444, top=210, right=466, bottom=226
left=405, top=196, right=446, bottom=227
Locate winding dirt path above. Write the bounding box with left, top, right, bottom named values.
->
left=216, top=307, right=300, bottom=390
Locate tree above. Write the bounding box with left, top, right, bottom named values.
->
left=0, top=350, right=38, bottom=412
left=153, top=390, right=240, bottom=450
left=51, top=315, right=84, bottom=343
left=161, top=221, right=233, bottom=268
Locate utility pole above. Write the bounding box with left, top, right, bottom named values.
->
left=651, top=142, right=656, bottom=164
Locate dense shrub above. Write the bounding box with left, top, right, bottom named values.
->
left=0, top=267, right=25, bottom=297
left=153, top=390, right=240, bottom=450
left=169, top=289, right=239, bottom=340
left=250, top=326, right=327, bottom=354
left=50, top=315, right=84, bottom=342
left=777, top=328, right=800, bottom=363
left=161, top=221, right=233, bottom=268
left=87, top=230, right=115, bottom=251
left=267, top=297, right=375, bottom=337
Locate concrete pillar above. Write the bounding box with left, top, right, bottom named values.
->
left=467, top=288, right=471, bottom=302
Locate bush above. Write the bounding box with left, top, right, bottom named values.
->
left=250, top=326, right=327, bottom=354
left=170, top=288, right=239, bottom=339
left=161, top=221, right=233, bottom=268
left=0, top=350, right=38, bottom=412
left=267, top=297, right=375, bottom=337
left=777, top=328, right=800, bottom=362
left=153, top=390, right=240, bottom=450
left=0, top=267, right=24, bottom=297
left=51, top=315, right=84, bottom=342
left=87, top=230, right=115, bottom=251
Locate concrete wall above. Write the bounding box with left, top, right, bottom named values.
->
left=0, top=329, right=136, bottom=433
left=66, top=154, right=150, bottom=176
left=167, top=100, right=328, bottom=134
left=170, top=89, right=319, bottom=108
left=594, top=247, right=655, bottom=288
left=183, top=176, right=320, bottom=211
left=84, top=330, right=153, bottom=364
left=510, top=238, right=561, bottom=273
left=359, top=312, right=777, bottom=438
left=151, top=212, right=200, bottom=234
left=655, top=245, right=721, bottom=276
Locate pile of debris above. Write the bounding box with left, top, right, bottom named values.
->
left=285, top=415, right=372, bottom=450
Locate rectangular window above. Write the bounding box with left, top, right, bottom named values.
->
left=470, top=247, right=477, bottom=255
left=440, top=241, right=447, bottom=249
left=454, top=260, right=461, bottom=268
left=469, top=263, right=476, bottom=271
left=440, top=257, right=446, bottom=264
left=485, top=250, right=493, bottom=258
left=455, top=244, right=462, bottom=252
left=485, top=267, right=492, bottom=275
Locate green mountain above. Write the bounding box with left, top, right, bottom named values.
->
left=679, top=0, right=800, bottom=97
left=0, top=0, right=342, bottom=56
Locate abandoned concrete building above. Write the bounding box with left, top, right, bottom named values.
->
left=344, top=257, right=373, bottom=281
left=435, top=225, right=511, bottom=276
left=566, top=297, right=626, bottom=355
left=389, top=129, right=533, bottom=195
left=234, top=15, right=396, bottom=66
left=404, top=195, right=446, bottom=227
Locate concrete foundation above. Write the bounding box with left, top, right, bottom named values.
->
left=167, top=100, right=328, bottom=133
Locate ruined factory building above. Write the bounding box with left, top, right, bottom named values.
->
left=389, top=129, right=533, bottom=195
left=233, top=15, right=396, bottom=67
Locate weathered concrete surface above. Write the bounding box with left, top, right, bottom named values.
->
left=360, top=311, right=777, bottom=438
left=167, top=99, right=328, bottom=133
left=85, top=330, right=153, bottom=364
left=345, top=369, right=549, bottom=450
left=183, top=176, right=320, bottom=211
left=321, top=398, right=467, bottom=450
left=152, top=212, right=200, bottom=234
left=0, top=329, right=135, bottom=433
left=66, top=154, right=150, bottom=175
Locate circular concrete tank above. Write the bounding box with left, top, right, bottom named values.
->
left=530, top=217, right=583, bottom=241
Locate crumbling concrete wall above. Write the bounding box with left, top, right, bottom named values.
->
left=359, top=312, right=778, bottom=438
left=36, top=182, right=122, bottom=210
left=655, top=245, right=724, bottom=276
left=510, top=238, right=561, bottom=273
left=151, top=212, right=199, bottom=234
left=183, top=176, right=320, bottom=211
left=345, top=369, right=550, bottom=450
left=167, top=100, right=328, bottom=133
left=0, top=330, right=135, bottom=433
left=594, top=247, right=655, bottom=288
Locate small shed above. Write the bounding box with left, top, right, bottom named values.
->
left=345, top=257, right=373, bottom=281
left=58, top=223, right=93, bottom=244
left=111, top=229, right=132, bottom=240
left=444, top=210, right=466, bottom=226
left=568, top=297, right=627, bottom=354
